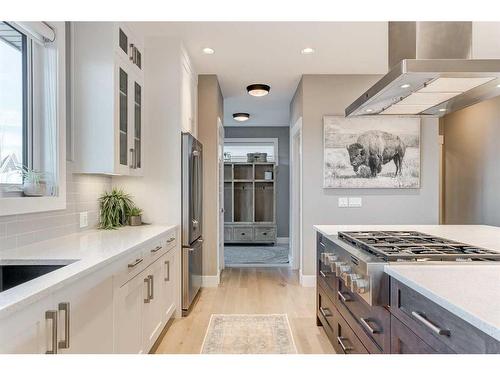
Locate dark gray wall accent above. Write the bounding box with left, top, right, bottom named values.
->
left=224, top=126, right=290, bottom=237
left=443, top=95, right=500, bottom=226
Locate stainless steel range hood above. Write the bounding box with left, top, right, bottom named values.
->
left=345, top=22, right=500, bottom=117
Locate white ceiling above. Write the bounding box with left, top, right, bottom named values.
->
left=131, top=22, right=389, bottom=126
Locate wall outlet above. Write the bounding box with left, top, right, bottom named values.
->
left=338, top=197, right=349, bottom=208
left=79, top=211, right=88, bottom=228
left=348, top=197, right=362, bottom=208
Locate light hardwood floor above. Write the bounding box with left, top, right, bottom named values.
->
left=154, top=267, right=335, bottom=354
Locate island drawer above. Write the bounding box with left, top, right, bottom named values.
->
left=390, top=278, right=499, bottom=354
left=390, top=315, right=437, bottom=354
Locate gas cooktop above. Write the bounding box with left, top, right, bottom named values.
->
left=338, top=231, right=500, bottom=262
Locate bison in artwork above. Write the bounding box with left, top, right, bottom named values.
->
left=346, top=130, right=406, bottom=178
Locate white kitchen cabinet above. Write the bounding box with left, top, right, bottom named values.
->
left=0, top=297, right=54, bottom=354
left=114, top=270, right=148, bottom=354
left=180, top=49, right=198, bottom=136
left=72, top=22, right=144, bottom=176
left=51, top=273, right=114, bottom=354
left=160, top=249, right=176, bottom=321
left=142, top=257, right=166, bottom=350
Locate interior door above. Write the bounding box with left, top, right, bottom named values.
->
left=217, top=119, right=225, bottom=271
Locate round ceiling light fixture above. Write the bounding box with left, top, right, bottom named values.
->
left=365, top=108, right=374, bottom=113
left=438, top=108, right=447, bottom=112
left=400, top=83, right=411, bottom=89
left=247, top=84, right=270, bottom=97
left=202, top=47, right=215, bottom=55
left=233, top=112, right=250, bottom=122
left=301, top=47, right=315, bottom=55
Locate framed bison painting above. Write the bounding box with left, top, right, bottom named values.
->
left=323, top=116, right=421, bottom=188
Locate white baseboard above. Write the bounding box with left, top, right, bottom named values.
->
left=202, top=273, right=220, bottom=287
left=299, top=273, right=316, bottom=287
left=277, top=237, right=289, bottom=245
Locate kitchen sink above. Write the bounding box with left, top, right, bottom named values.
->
left=0, top=260, right=76, bottom=293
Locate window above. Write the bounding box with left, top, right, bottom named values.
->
left=224, top=138, right=279, bottom=164
left=0, top=22, right=26, bottom=185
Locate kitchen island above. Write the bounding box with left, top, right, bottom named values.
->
left=314, top=224, right=500, bottom=354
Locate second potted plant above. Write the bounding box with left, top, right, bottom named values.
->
left=128, top=206, right=143, bottom=226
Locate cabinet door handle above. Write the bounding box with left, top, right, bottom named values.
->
left=148, top=275, right=154, bottom=300
left=319, top=306, right=332, bottom=318
left=128, top=258, right=143, bottom=268
left=164, top=260, right=170, bottom=282
left=45, top=310, right=58, bottom=354
left=151, top=245, right=162, bottom=253
left=336, top=336, right=353, bottom=353
left=129, top=43, right=135, bottom=62
left=144, top=277, right=150, bottom=303
left=337, top=291, right=351, bottom=303
left=411, top=311, right=450, bottom=336
left=319, top=270, right=327, bottom=278
left=167, top=237, right=175, bottom=243
left=58, top=302, right=70, bottom=349
left=359, top=317, right=379, bottom=335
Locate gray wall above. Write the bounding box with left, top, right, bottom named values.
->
left=198, top=75, right=224, bottom=277
left=443, top=95, right=500, bottom=226
left=294, top=75, right=440, bottom=276
left=224, top=126, right=290, bottom=237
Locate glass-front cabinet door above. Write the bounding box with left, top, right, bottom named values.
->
left=119, top=66, right=129, bottom=170
left=130, top=77, right=143, bottom=175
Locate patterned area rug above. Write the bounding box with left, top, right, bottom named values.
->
left=201, top=314, right=297, bottom=354
left=224, top=245, right=289, bottom=265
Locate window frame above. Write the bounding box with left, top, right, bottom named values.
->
left=0, top=21, right=66, bottom=216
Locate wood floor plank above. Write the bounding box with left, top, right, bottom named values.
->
left=154, top=267, right=335, bottom=354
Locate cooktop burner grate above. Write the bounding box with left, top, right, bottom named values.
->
left=338, top=231, right=500, bottom=262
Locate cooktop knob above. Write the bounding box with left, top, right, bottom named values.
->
left=346, top=273, right=361, bottom=289
left=338, top=265, right=352, bottom=280
left=325, top=254, right=338, bottom=266
left=334, top=262, right=346, bottom=275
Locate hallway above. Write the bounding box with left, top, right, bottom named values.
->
left=154, top=268, right=334, bottom=354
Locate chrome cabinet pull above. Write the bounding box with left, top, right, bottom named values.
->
left=319, top=270, right=327, bottom=278
left=336, top=336, right=353, bottom=353
left=167, top=237, right=175, bottom=243
left=164, top=260, right=170, bottom=282
left=58, top=302, right=70, bottom=349
left=129, top=43, right=135, bottom=62
left=45, top=310, right=58, bottom=354
left=148, top=275, right=154, bottom=300
left=337, top=291, right=351, bottom=303
left=128, top=258, right=143, bottom=268
left=359, top=317, right=379, bottom=334
left=411, top=311, right=450, bottom=336
left=319, top=307, right=332, bottom=318
left=144, top=277, right=150, bottom=303
left=129, top=148, right=136, bottom=169
left=151, top=245, right=162, bottom=253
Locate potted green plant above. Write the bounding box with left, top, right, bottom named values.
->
left=128, top=206, right=143, bottom=226
left=98, top=188, right=134, bottom=229
left=17, top=166, right=47, bottom=197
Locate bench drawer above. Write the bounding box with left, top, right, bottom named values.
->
left=224, top=227, right=233, bottom=241
left=254, top=227, right=276, bottom=241
left=233, top=227, right=254, bottom=241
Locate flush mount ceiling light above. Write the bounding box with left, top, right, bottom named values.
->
left=301, top=47, right=315, bottom=55
left=400, top=84, right=411, bottom=89
left=233, top=113, right=250, bottom=122
left=439, top=108, right=447, bottom=112
left=365, top=109, right=373, bottom=113
left=202, top=47, right=215, bottom=55
left=247, top=84, right=270, bottom=97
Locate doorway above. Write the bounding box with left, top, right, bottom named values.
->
left=222, top=133, right=290, bottom=267
left=290, top=118, right=302, bottom=274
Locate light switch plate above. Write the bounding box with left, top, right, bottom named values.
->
left=338, top=197, right=349, bottom=208
left=79, top=211, right=88, bottom=228
left=348, top=197, right=362, bottom=208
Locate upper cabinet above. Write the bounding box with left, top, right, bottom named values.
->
left=180, top=49, right=198, bottom=136
left=72, top=23, right=144, bottom=176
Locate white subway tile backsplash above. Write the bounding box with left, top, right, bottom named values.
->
left=0, top=161, right=111, bottom=252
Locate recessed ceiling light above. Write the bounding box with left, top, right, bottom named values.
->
left=233, top=113, right=250, bottom=122
left=301, top=47, right=315, bottom=55
left=247, top=84, right=270, bottom=97
left=497, top=84, right=500, bottom=88
left=400, top=84, right=411, bottom=89
left=202, top=47, right=215, bottom=55
left=438, top=108, right=447, bottom=112
left=366, top=108, right=373, bottom=113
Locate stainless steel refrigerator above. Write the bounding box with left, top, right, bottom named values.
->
left=181, top=133, right=203, bottom=315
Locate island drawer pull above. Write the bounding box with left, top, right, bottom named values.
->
left=45, top=310, right=58, bottom=354
left=167, top=237, right=175, bottom=243
left=359, top=317, right=379, bottom=334
left=336, top=336, right=353, bottom=352
left=319, top=270, right=327, bottom=278
left=128, top=258, right=143, bottom=268
left=58, top=302, right=71, bottom=349
left=337, top=291, right=352, bottom=303
left=151, top=245, right=162, bottom=253
left=319, top=307, right=332, bottom=318
left=411, top=311, right=450, bottom=336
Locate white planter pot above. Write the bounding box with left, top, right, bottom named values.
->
left=23, top=182, right=46, bottom=197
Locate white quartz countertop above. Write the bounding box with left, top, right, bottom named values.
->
left=0, top=224, right=177, bottom=318
left=314, top=224, right=500, bottom=341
